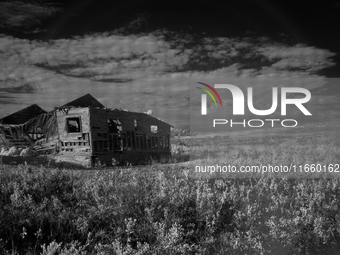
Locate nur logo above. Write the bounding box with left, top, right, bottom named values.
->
left=196, top=82, right=223, bottom=114
left=197, top=82, right=312, bottom=116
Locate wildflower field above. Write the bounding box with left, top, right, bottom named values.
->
left=1, top=124, right=340, bottom=255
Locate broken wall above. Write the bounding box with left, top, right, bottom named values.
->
left=55, top=107, right=92, bottom=167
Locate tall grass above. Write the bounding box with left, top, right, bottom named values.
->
left=1, top=163, right=340, bottom=254
left=0, top=124, right=339, bottom=254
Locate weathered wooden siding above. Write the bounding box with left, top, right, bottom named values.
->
left=90, top=109, right=170, bottom=135
left=56, top=108, right=92, bottom=166
left=89, top=108, right=171, bottom=166
left=90, top=108, right=170, bottom=149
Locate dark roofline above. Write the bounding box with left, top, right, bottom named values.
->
left=61, top=93, right=105, bottom=109
left=0, top=104, right=47, bottom=125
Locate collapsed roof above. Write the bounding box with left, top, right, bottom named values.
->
left=0, top=104, right=47, bottom=125
left=0, top=93, right=172, bottom=131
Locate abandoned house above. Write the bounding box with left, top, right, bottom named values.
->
left=0, top=94, right=172, bottom=167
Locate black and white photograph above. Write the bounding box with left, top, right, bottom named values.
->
left=0, top=0, right=340, bottom=254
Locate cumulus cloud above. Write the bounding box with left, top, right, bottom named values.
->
left=0, top=34, right=192, bottom=80
left=257, top=44, right=336, bottom=72
left=1, top=32, right=335, bottom=85
left=0, top=84, right=36, bottom=93
left=0, top=30, right=337, bottom=126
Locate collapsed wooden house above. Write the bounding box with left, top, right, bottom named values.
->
left=0, top=104, right=49, bottom=149
left=0, top=104, right=46, bottom=125
left=0, top=94, right=172, bottom=167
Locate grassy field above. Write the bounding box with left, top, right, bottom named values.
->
left=0, top=123, right=340, bottom=255
left=188, top=123, right=340, bottom=178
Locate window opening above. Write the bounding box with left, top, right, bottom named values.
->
left=67, top=118, right=81, bottom=133
left=108, top=119, right=122, bottom=133
left=151, top=125, right=158, bottom=133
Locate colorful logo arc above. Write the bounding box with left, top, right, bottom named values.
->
left=196, top=82, right=223, bottom=106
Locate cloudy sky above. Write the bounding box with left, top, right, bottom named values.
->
left=0, top=0, right=340, bottom=128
